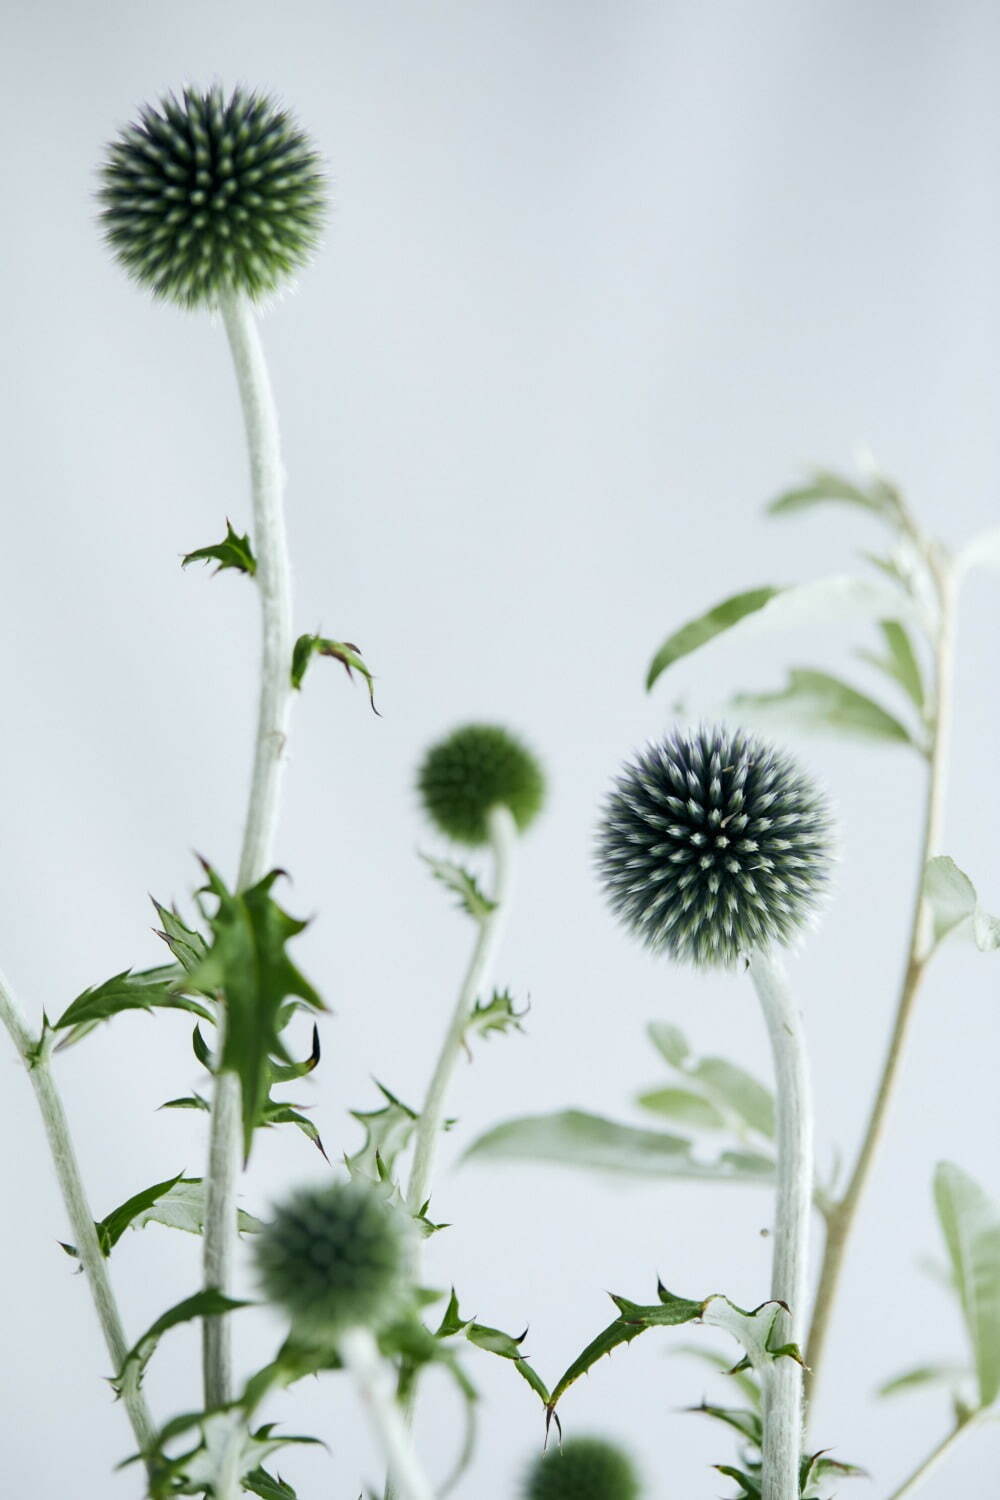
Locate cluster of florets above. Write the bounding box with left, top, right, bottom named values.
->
left=596, top=725, right=833, bottom=968
left=99, top=84, right=326, bottom=307
left=418, top=723, right=545, bottom=845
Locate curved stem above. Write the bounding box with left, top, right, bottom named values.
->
left=749, top=947, right=813, bottom=1500
left=339, top=1327, right=436, bottom=1500
left=202, top=291, right=294, bottom=1411
left=885, top=1411, right=984, bottom=1500
left=0, top=970, right=156, bottom=1463
left=406, top=805, right=518, bottom=1215
left=805, top=558, right=955, bottom=1401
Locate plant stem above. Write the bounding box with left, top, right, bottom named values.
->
left=339, top=1327, right=436, bottom=1500
left=749, top=947, right=813, bottom=1500
left=804, top=554, right=955, bottom=1401
left=406, top=804, right=519, bottom=1215
left=202, top=290, right=294, bottom=1411
left=885, top=1410, right=984, bottom=1500
left=0, top=969, right=156, bottom=1463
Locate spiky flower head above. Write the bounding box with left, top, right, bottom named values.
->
left=418, top=723, right=545, bottom=845
left=253, top=1180, right=415, bottom=1341
left=99, top=85, right=326, bottom=308
left=596, top=725, right=833, bottom=969
left=523, top=1437, right=641, bottom=1500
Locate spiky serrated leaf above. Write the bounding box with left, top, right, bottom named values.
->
left=182, top=519, right=256, bottom=576
left=691, top=1401, right=762, bottom=1445
left=467, top=989, right=527, bottom=1042
left=137, top=1410, right=320, bottom=1500
left=113, top=1289, right=248, bottom=1400
left=290, top=633, right=379, bottom=713
left=160, top=1093, right=211, bottom=1112
left=346, top=1082, right=418, bottom=1181
left=856, top=619, right=925, bottom=711
left=243, top=1467, right=298, bottom=1500
left=260, top=1101, right=328, bottom=1159
left=99, top=1176, right=262, bottom=1243
left=933, top=1162, right=1000, bottom=1405
left=464, top=1109, right=775, bottom=1184
left=700, top=1296, right=803, bottom=1373
left=53, top=966, right=212, bottom=1036
left=421, top=853, right=496, bottom=920
left=730, top=668, right=918, bottom=748
left=188, top=865, right=325, bottom=1159
left=152, top=899, right=209, bottom=973
left=713, top=1464, right=761, bottom=1499
left=924, top=857, right=1000, bottom=953
left=546, top=1288, right=705, bottom=1413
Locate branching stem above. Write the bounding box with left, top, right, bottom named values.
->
left=749, top=947, right=813, bottom=1500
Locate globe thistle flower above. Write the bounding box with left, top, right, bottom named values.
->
left=253, top=1180, right=416, bottom=1342
left=596, top=725, right=833, bottom=968
left=99, top=85, right=326, bottom=307
left=418, top=723, right=545, bottom=845
left=523, top=1438, right=641, bottom=1500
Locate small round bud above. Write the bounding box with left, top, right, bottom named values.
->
left=418, top=723, right=545, bottom=845
left=99, top=85, right=326, bottom=308
left=596, top=724, right=833, bottom=969
left=523, top=1438, right=641, bottom=1500
left=253, top=1180, right=415, bottom=1340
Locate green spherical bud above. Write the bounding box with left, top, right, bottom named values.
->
left=418, top=723, right=545, bottom=845
left=99, top=85, right=326, bottom=308
left=596, top=724, right=834, bottom=969
left=253, top=1180, right=415, bottom=1341
left=523, top=1438, right=642, bottom=1500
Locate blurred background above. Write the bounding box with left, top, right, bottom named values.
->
left=1, top=1, right=999, bottom=1495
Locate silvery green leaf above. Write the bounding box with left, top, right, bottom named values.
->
left=647, top=1020, right=689, bottom=1067
left=730, top=668, right=919, bottom=748
left=933, top=1162, right=1000, bottom=1406
left=346, top=1082, right=418, bottom=1180
left=875, top=1362, right=970, bottom=1399
left=636, top=1087, right=727, bottom=1130
left=463, top=1110, right=774, bottom=1183
left=127, top=1177, right=264, bottom=1238
left=690, top=1058, right=775, bottom=1140
left=766, top=468, right=889, bottom=519
left=466, top=988, right=526, bottom=1041
left=113, top=1289, right=248, bottom=1401
left=924, top=857, right=1000, bottom=952
left=701, top=1296, right=803, bottom=1372
left=856, top=619, right=925, bottom=710
left=957, top=526, right=1000, bottom=577
left=421, top=853, right=496, bottom=921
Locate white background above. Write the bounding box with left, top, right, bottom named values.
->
left=1, top=2, right=999, bottom=1496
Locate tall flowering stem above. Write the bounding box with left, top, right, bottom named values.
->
left=750, top=948, right=813, bottom=1500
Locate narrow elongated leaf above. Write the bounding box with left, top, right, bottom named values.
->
left=113, top=1289, right=248, bottom=1398
left=856, top=619, right=925, bottom=710
left=466, top=1322, right=550, bottom=1403
left=767, top=469, right=888, bottom=519
left=421, top=853, right=496, bottom=921
left=924, top=857, right=1000, bottom=952
left=691, top=1059, right=774, bottom=1140
left=188, top=866, right=326, bottom=1159
left=547, top=1288, right=705, bottom=1412
left=646, top=587, right=781, bottom=689
left=730, top=668, right=918, bottom=747
left=182, top=519, right=256, bottom=576
left=933, top=1162, right=1000, bottom=1405
left=647, top=1020, right=689, bottom=1067
left=875, top=1362, right=969, bottom=1399
left=670, top=1344, right=760, bottom=1406
left=291, top=633, right=379, bottom=713
left=465, top=1110, right=774, bottom=1183
left=691, top=1401, right=762, bottom=1445
left=53, top=966, right=212, bottom=1034
left=636, top=1087, right=727, bottom=1130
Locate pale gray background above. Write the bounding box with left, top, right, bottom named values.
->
left=1, top=1, right=998, bottom=1496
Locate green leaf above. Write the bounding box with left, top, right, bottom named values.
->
left=646, top=587, right=781, bottom=690
left=260, top=1101, right=328, bottom=1159
left=690, top=1059, right=775, bottom=1140
left=465, top=1321, right=550, bottom=1403
left=647, top=1021, right=689, bottom=1068
left=122, top=1176, right=263, bottom=1241
left=933, top=1162, right=1000, bottom=1405
left=713, top=1464, right=761, bottom=1500
left=546, top=1286, right=705, bottom=1413
left=670, top=1344, right=761, bottom=1406
left=690, top=1401, right=762, bottom=1445
left=53, top=965, right=213, bottom=1037
left=160, top=1092, right=211, bottom=1112
left=346, top=1082, right=418, bottom=1181
left=138, top=1412, right=320, bottom=1500
left=924, top=857, right=1000, bottom=953
left=467, top=989, right=527, bottom=1043
left=187, top=865, right=326, bottom=1160
left=464, top=1109, right=774, bottom=1183
left=152, top=899, right=209, bottom=973
left=182, top=519, right=257, bottom=577
left=957, top=526, right=1000, bottom=577
left=243, top=1468, right=297, bottom=1500
left=766, top=469, right=888, bottom=520
left=290, top=633, right=379, bottom=714
left=875, top=1362, right=969, bottom=1399
left=730, top=668, right=918, bottom=748
left=701, top=1296, right=804, bottom=1373
left=636, top=1087, right=727, bottom=1130
left=113, top=1289, right=248, bottom=1400
left=857, top=619, right=925, bottom=711
left=421, top=853, right=497, bottom=921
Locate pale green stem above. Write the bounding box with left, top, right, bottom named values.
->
left=0, top=968, right=156, bottom=1464
left=885, top=1411, right=986, bottom=1500
left=406, top=804, right=518, bottom=1215
left=202, top=290, right=294, bottom=1416
left=339, top=1327, right=436, bottom=1500
left=749, top=947, right=813, bottom=1500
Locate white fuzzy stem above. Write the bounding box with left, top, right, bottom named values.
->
left=202, top=292, right=294, bottom=1410
left=0, top=969, right=156, bottom=1463
left=339, top=1327, right=436, bottom=1500
left=749, top=947, right=813, bottom=1500
left=406, top=804, right=518, bottom=1215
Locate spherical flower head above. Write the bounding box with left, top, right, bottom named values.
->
left=596, top=724, right=834, bottom=969
left=253, top=1180, right=415, bottom=1342
left=523, top=1438, right=641, bottom=1500
left=418, top=723, right=545, bottom=845
left=99, top=84, right=326, bottom=308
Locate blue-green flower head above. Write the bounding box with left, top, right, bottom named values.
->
left=418, top=723, right=545, bottom=845
left=253, top=1180, right=415, bottom=1342
left=99, top=85, right=326, bottom=308
left=596, top=725, right=834, bottom=969
left=523, top=1437, right=641, bottom=1500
